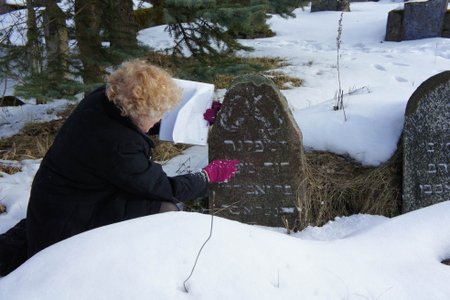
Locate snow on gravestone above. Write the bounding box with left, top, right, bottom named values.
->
left=403, top=71, right=450, bottom=213
left=208, top=75, right=306, bottom=227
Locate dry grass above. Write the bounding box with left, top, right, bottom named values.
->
left=0, top=104, right=186, bottom=163
left=213, top=74, right=238, bottom=90
left=443, top=259, right=450, bottom=266
left=152, top=136, right=189, bottom=163
left=0, top=163, right=22, bottom=175
left=265, top=71, right=303, bottom=90
left=0, top=114, right=69, bottom=161
left=0, top=119, right=64, bottom=161
left=203, top=69, right=303, bottom=90
left=296, top=145, right=402, bottom=229
left=143, top=52, right=301, bottom=90
left=0, top=203, right=6, bottom=214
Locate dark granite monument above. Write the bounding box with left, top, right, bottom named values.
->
left=403, top=0, right=448, bottom=40
left=208, top=75, right=306, bottom=227
left=402, top=71, right=450, bottom=213
left=386, top=0, right=449, bottom=41
left=311, top=0, right=350, bottom=12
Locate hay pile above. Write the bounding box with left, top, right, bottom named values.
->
left=0, top=106, right=188, bottom=174
left=0, top=120, right=63, bottom=162
left=298, top=145, right=402, bottom=229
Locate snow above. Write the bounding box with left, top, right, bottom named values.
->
left=0, top=2, right=450, bottom=299
left=0, top=202, right=449, bottom=299
left=0, top=100, right=71, bottom=139
left=5, top=0, right=25, bottom=6
left=137, top=1, right=450, bottom=166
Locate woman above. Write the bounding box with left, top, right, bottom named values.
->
left=26, top=59, right=238, bottom=257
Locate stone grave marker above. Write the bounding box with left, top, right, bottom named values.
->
left=208, top=75, right=306, bottom=227
left=403, top=71, right=450, bottom=213
left=403, top=0, right=448, bottom=40
left=385, top=9, right=403, bottom=42
left=385, top=0, right=449, bottom=41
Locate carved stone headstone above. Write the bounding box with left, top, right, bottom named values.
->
left=403, top=0, right=448, bottom=40
left=403, top=71, right=450, bottom=213
left=311, top=0, right=350, bottom=12
left=208, top=75, right=306, bottom=227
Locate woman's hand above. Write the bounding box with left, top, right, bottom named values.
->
left=202, top=159, right=239, bottom=183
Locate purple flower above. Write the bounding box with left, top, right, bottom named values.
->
left=203, top=100, right=222, bottom=125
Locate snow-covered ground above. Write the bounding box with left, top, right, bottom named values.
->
left=0, top=2, right=449, bottom=299
left=1, top=202, right=450, bottom=300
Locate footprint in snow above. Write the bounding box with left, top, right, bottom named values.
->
left=373, top=64, right=386, bottom=71
left=353, top=42, right=366, bottom=49
left=395, top=76, right=408, bottom=83
left=392, top=62, right=409, bottom=67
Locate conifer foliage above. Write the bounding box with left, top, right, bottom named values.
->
left=151, top=0, right=303, bottom=57
left=0, top=0, right=302, bottom=101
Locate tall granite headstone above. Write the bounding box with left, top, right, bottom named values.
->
left=403, top=71, right=450, bottom=213
left=208, top=75, right=306, bottom=227
left=403, top=0, right=448, bottom=40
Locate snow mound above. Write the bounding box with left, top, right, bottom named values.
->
left=1, top=202, right=449, bottom=300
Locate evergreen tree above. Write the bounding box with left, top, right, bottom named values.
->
left=148, top=0, right=303, bottom=57
left=1, top=0, right=142, bottom=101
left=13, top=0, right=83, bottom=103
left=26, top=0, right=42, bottom=77
left=75, top=0, right=104, bottom=85
left=0, top=0, right=303, bottom=100
left=101, top=0, right=141, bottom=64
left=42, top=0, right=69, bottom=82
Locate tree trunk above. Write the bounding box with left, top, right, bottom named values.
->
left=26, top=0, right=42, bottom=76
left=75, top=0, right=104, bottom=85
left=101, top=0, right=138, bottom=62
left=43, top=1, right=69, bottom=83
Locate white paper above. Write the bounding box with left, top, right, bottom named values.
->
left=159, top=78, right=214, bottom=145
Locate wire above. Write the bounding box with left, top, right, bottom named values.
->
left=183, top=192, right=215, bottom=293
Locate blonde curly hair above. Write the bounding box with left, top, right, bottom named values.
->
left=106, top=59, right=181, bottom=122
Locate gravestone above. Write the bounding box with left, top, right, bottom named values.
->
left=385, top=0, right=449, bottom=41
left=443, top=11, right=450, bottom=38
left=311, top=0, right=350, bottom=12
left=402, top=0, right=448, bottom=40
left=385, top=9, right=403, bottom=42
left=208, top=75, right=306, bottom=228
left=402, top=71, right=450, bottom=213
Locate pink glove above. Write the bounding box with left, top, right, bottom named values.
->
left=203, top=100, right=222, bottom=125
left=202, top=159, right=239, bottom=183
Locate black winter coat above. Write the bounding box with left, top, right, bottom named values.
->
left=26, top=86, right=207, bottom=257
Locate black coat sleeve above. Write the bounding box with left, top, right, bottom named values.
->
left=103, top=141, right=207, bottom=203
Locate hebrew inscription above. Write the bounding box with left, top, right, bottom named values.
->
left=403, top=71, right=450, bottom=213
left=208, top=75, right=306, bottom=227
